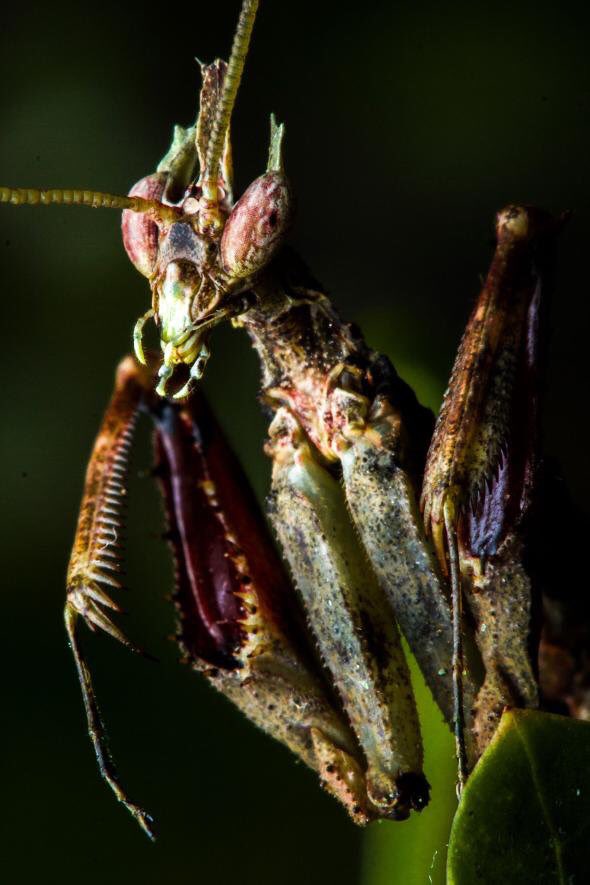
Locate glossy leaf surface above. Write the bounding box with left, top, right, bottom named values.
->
left=447, top=709, right=590, bottom=883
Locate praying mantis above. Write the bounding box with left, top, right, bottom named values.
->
left=0, top=0, right=588, bottom=856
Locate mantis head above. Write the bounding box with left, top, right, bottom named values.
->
left=123, top=0, right=291, bottom=399
left=0, top=0, right=291, bottom=400
left=123, top=107, right=291, bottom=399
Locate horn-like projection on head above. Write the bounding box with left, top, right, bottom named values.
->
left=0, top=0, right=263, bottom=403
left=198, top=0, right=260, bottom=233
left=0, top=0, right=260, bottom=223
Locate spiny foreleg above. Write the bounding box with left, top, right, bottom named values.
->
left=66, top=356, right=383, bottom=837
left=65, top=356, right=155, bottom=838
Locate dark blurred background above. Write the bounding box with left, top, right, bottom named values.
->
left=1, top=1, right=589, bottom=882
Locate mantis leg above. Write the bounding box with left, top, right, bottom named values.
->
left=318, top=369, right=479, bottom=778
left=66, top=356, right=385, bottom=834
left=267, top=407, right=429, bottom=820
left=150, top=393, right=377, bottom=824
left=339, top=408, right=476, bottom=740
left=421, top=206, right=561, bottom=755
left=65, top=356, right=155, bottom=838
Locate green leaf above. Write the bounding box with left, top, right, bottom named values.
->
left=447, top=709, right=590, bottom=884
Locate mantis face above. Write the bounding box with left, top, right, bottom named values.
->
left=122, top=104, right=291, bottom=398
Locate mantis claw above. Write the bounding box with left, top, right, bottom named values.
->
left=172, top=342, right=210, bottom=400
left=64, top=603, right=156, bottom=841
left=156, top=362, right=174, bottom=397
left=76, top=583, right=121, bottom=612
left=65, top=357, right=156, bottom=836
left=133, top=308, right=155, bottom=366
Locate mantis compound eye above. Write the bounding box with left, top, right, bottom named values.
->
left=121, top=173, right=167, bottom=276
left=221, top=171, right=292, bottom=279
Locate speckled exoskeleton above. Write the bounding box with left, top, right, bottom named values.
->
left=0, top=0, right=561, bottom=839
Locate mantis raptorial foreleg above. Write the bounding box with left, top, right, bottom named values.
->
left=65, top=354, right=395, bottom=834
left=267, top=406, right=428, bottom=820
left=64, top=357, right=155, bottom=838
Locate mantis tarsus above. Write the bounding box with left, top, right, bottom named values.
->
left=0, top=0, right=584, bottom=848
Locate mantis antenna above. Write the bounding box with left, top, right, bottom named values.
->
left=201, top=0, right=260, bottom=203
left=1, top=0, right=261, bottom=228
left=0, top=186, right=180, bottom=223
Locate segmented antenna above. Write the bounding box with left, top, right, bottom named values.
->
left=0, top=186, right=180, bottom=222
left=203, top=0, right=259, bottom=189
